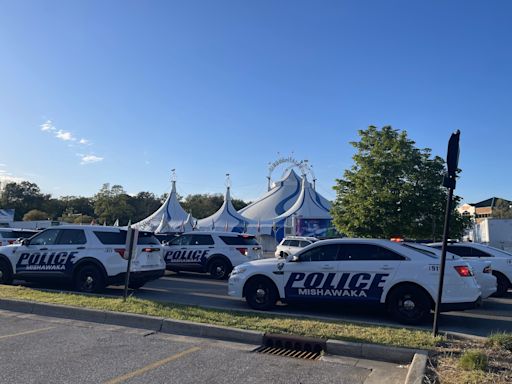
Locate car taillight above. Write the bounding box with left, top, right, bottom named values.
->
left=8, top=240, right=14, bottom=244
left=142, top=247, right=160, bottom=253
left=454, top=265, right=473, bottom=277
left=236, top=247, right=248, bottom=256
left=483, top=266, right=492, bottom=274
left=114, top=248, right=126, bottom=258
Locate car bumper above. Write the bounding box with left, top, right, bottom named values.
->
left=440, top=296, right=482, bottom=312
left=108, top=269, right=165, bottom=285
left=228, top=276, right=245, bottom=298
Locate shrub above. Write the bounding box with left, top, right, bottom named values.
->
left=458, top=350, right=488, bottom=371
left=487, top=332, right=512, bottom=352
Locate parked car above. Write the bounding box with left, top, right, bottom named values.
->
left=275, top=236, right=319, bottom=258
left=0, top=228, right=39, bottom=246
left=0, top=225, right=165, bottom=292
left=229, top=238, right=481, bottom=324
left=164, top=231, right=262, bottom=279
left=401, top=242, right=496, bottom=299
left=429, top=242, right=512, bottom=296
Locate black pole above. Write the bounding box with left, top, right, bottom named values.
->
left=432, top=186, right=454, bottom=336
left=123, top=227, right=135, bottom=302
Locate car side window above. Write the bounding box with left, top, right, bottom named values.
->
left=30, top=229, right=60, bottom=246
left=446, top=246, right=473, bottom=257
left=299, top=244, right=339, bottom=262
left=339, top=244, right=405, bottom=261
left=170, top=235, right=192, bottom=246
left=288, top=240, right=300, bottom=247
left=468, top=247, right=491, bottom=257
left=298, top=240, right=310, bottom=247
left=282, top=240, right=291, bottom=246
left=190, top=235, right=214, bottom=245
left=56, top=229, right=87, bottom=245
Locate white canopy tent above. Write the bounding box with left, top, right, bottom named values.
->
left=132, top=180, right=195, bottom=233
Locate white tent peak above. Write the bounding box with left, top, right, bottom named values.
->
left=132, top=180, right=195, bottom=233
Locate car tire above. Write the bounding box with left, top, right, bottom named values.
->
left=74, top=265, right=105, bottom=293
left=387, top=285, right=431, bottom=325
left=492, top=272, right=510, bottom=297
left=208, top=258, right=231, bottom=280
left=245, top=277, right=278, bottom=310
left=0, top=260, right=13, bottom=285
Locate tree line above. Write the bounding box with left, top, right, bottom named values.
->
left=0, top=182, right=249, bottom=225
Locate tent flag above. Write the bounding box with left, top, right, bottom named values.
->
left=90, top=219, right=96, bottom=225
left=127, top=219, right=132, bottom=228
left=224, top=219, right=229, bottom=231
left=181, top=220, right=185, bottom=232
left=211, top=218, right=215, bottom=231
left=103, top=221, right=107, bottom=226
left=113, top=219, right=119, bottom=227
left=243, top=221, right=247, bottom=233
left=257, top=219, right=261, bottom=234
left=193, top=219, right=198, bottom=230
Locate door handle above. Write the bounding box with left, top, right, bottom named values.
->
left=76, top=246, right=85, bottom=250
left=321, top=265, right=334, bottom=270
left=380, top=267, right=393, bottom=271
left=39, top=248, right=48, bottom=251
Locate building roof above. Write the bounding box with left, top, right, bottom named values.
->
left=471, top=197, right=512, bottom=208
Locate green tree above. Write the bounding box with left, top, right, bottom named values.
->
left=23, top=209, right=50, bottom=221
left=93, top=184, right=135, bottom=225
left=0, top=181, right=50, bottom=220
left=130, top=192, right=162, bottom=222
left=180, top=194, right=249, bottom=219
left=331, top=126, right=469, bottom=240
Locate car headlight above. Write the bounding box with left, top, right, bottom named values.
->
left=231, top=266, right=247, bottom=276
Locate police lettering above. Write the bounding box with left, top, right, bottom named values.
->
left=17, top=251, right=78, bottom=271
left=165, top=249, right=209, bottom=263
left=285, top=272, right=389, bottom=300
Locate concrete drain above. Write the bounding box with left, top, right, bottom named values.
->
left=254, top=334, right=326, bottom=360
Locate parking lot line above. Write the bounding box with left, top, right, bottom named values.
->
left=103, top=346, right=201, bottom=384
left=0, top=326, right=55, bottom=340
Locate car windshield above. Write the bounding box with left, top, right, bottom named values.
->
left=401, top=243, right=437, bottom=259
left=484, top=246, right=512, bottom=258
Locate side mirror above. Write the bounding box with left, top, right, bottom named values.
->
left=21, top=238, right=30, bottom=246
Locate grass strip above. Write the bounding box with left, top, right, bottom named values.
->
left=0, top=285, right=441, bottom=349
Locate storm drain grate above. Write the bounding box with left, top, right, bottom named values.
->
left=254, top=333, right=326, bottom=360
left=254, top=345, right=321, bottom=360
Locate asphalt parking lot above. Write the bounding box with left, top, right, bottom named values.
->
left=0, top=310, right=407, bottom=384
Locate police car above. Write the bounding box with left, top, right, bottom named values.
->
left=401, top=242, right=496, bottom=299
left=0, top=225, right=165, bottom=293
left=429, top=242, right=512, bottom=296
left=164, top=231, right=262, bottom=279
left=228, top=238, right=482, bottom=324
left=0, top=228, right=39, bottom=246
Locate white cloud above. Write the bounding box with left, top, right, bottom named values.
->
left=80, top=154, right=104, bottom=165
left=79, top=138, right=89, bottom=145
left=0, top=174, right=24, bottom=185
left=0, top=163, right=6, bottom=167
left=55, top=129, right=74, bottom=141
left=40, top=120, right=56, bottom=132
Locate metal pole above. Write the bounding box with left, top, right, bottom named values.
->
left=123, top=227, right=135, bottom=302
left=432, top=186, right=454, bottom=336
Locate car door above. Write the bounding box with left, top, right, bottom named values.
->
left=336, top=243, right=404, bottom=302
left=282, top=243, right=340, bottom=301
left=164, top=234, right=193, bottom=267
left=13, top=228, right=69, bottom=274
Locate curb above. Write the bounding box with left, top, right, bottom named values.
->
left=0, top=298, right=427, bottom=380
left=404, top=352, right=428, bottom=384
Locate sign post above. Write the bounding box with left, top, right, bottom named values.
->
left=433, top=130, right=460, bottom=337
left=123, top=226, right=139, bottom=302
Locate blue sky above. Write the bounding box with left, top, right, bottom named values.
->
left=0, top=1, right=511, bottom=204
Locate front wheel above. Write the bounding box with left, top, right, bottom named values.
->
left=74, top=265, right=105, bottom=293
left=245, top=277, right=278, bottom=310
left=208, top=259, right=231, bottom=280
left=387, top=285, right=431, bottom=325
left=0, top=260, right=13, bottom=285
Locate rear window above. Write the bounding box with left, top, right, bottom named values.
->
left=0, top=231, right=14, bottom=239
left=219, top=235, right=259, bottom=246
left=94, top=230, right=159, bottom=245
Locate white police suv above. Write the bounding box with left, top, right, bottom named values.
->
left=164, top=231, right=262, bottom=279
left=0, top=225, right=165, bottom=293
left=228, top=238, right=481, bottom=324
left=429, top=242, right=512, bottom=296
left=274, top=236, right=319, bottom=258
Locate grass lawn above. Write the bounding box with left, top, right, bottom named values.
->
left=0, top=285, right=440, bottom=349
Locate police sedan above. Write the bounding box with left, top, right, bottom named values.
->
left=228, top=238, right=482, bottom=324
